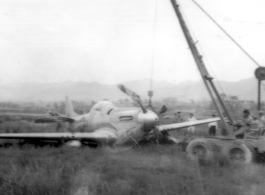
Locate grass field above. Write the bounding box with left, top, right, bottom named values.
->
left=0, top=145, right=265, bottom=195
left=0, top=117, right=264, bottom=195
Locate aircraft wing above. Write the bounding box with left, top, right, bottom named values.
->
left=0, top=113, right=46, bottom=117
left=35, top=116, right=75, bottom=123
left=158, top=117, right=220, bottom=132
left=0, top=130, right=117, bottom=144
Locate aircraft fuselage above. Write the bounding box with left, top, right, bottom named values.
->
left=69, top=101, right=158, bottom=145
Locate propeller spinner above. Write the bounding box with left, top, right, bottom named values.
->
left=138, top=110, right=159, bottom=132
left=117, top=84, right=166, bottom=139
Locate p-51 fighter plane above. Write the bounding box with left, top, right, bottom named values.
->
left=0, top=85, right=220, bottom=147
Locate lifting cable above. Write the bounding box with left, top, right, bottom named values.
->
left=192, top=0, right=261, bottom=68
left=197, top=43, right=238, bottom=117
left=179, top=2, right=237, bottom=116
left=149, top=0, right=158, bottom=106
left=192, top=0, right=265, bottom=110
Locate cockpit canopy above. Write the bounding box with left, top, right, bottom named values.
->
left=91, top=101, right=115, bottom=116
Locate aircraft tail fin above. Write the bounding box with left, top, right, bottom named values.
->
left=65, top=96, right=78, bottom=118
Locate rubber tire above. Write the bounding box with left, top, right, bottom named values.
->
left=186, top=138, right=218, bottom=161
left=221, top=142, right=255, bottom=164
left=244, top=142, right=256, bottom=163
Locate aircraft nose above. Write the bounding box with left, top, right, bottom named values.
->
left=138, top=110, right=159, bottom=132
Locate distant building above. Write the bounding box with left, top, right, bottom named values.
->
left=229, top=96, right=239, bottom=101
left=220, top=93, right=239, bottom=102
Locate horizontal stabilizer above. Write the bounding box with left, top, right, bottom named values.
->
left=35, top=116, right=75, bottom=123
left=159, top=117, right=221, bottom=132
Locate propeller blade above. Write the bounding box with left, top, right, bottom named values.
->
left=153, top=126, right=162, bottom=143
left=158, top=105, right=167, bottom=115
left=118, top=84, right=147, bottom=113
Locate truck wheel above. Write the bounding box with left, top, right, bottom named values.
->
left=186, top=138, right=218, bottom=161
left=221, top=143, right=255, bottom=163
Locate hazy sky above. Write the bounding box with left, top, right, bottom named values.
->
left=0, top=0, right=265, bottom=85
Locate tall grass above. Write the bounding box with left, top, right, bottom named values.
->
left=0, top=118, right=264, bottom=195
left=0, top=145, right=264, bottom=195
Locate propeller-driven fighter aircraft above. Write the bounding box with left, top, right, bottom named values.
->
left=0, top=85, right=220, bottom=147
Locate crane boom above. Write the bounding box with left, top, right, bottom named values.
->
left=170, top=0, right=234, bottom=137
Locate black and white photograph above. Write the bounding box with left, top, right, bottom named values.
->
left=0, top=0, right=265, bottom=194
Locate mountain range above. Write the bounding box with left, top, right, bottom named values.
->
left=0, top=77, right=261, bottom=102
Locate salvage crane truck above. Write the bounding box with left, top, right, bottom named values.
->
left=170, top=0, right=265, bottom=163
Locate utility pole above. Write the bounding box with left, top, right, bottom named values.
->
left=255, top=67, right=265, bottom=111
